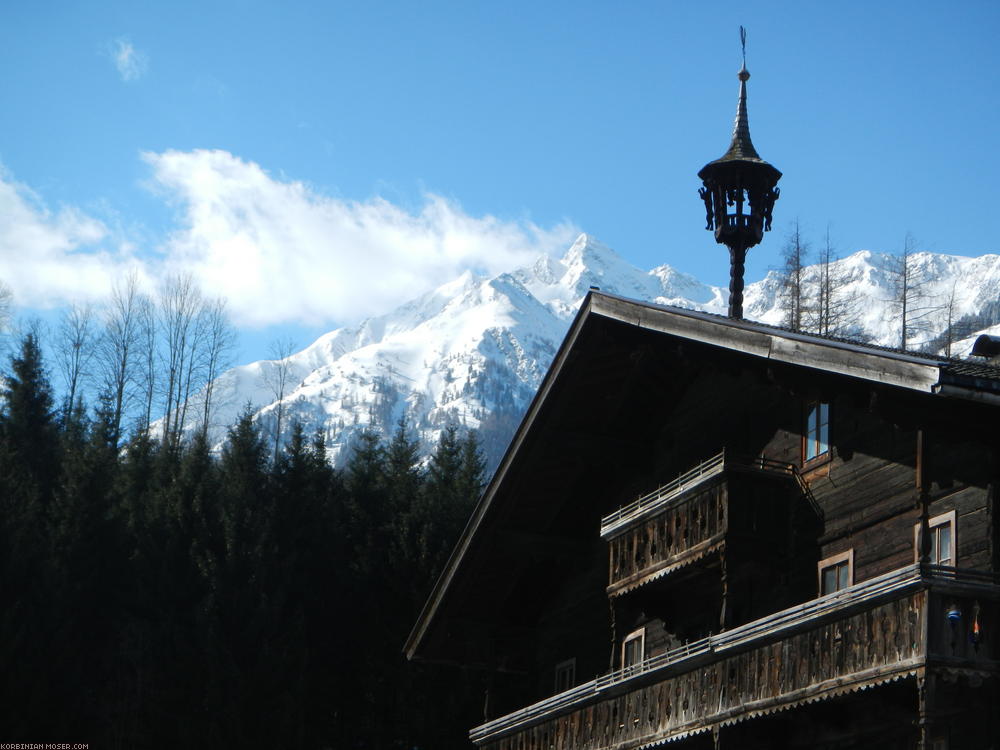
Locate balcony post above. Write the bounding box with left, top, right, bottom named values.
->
left=916, top=673, right=936, bottom=750
left=916, top=430, right=931, bottom=568
left=719, top=551, right=731, bottom=632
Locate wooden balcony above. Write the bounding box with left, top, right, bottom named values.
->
left=602, top=451, right=817, bottom=596
left=470, top=565, right=999, bottom=750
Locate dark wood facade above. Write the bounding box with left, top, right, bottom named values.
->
left=407, top=294, right=1000, bottom=749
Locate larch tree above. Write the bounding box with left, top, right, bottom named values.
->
left=887, top=233, right=938, bottom=350
left=937, top=281, right=966, bottom=358
left=805, top=226, right=863, bottom=339
left=778, top=220, right=809, bottom=332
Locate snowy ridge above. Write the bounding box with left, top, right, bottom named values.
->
left=744, top=250, right=1000, bottom=348
left=197, top=235, right=1000, bottom=468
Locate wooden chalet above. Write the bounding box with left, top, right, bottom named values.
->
left=405, top=292, right=1000, bottom=749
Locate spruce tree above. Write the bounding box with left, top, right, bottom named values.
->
left=0, top=333, right=60, bottom=506
left=276, top=423, right=344, bottom=748
left=48, top=395, right=126, bottom=740
left=0, top=334, right=60, bottom=738
left=421, top=424, right=467, bottom=581
left=385, top=417, right=424, bottom=601
left=207, top=408, right=307, bottom=748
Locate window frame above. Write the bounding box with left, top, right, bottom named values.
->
left=817, top=549, right=854, bottom=596
left=554, top=657, right=576, bottom=694
left=621, top=627, right=645, bottom=672
left=913, top=510, right=957, bottom=566
left=802, top=400, right=832, bottom=466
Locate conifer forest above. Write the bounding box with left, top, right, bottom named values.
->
left=0, top=332, right=486, bottom=748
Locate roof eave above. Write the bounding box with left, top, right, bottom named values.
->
left=588, top=293, right=943, bottom=393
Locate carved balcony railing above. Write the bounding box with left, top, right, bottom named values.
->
left=601, top=451, right=817, bottom=595
left=601, top=452, right=728, bottom=536
left=470, top=565, right=1000, bottom=750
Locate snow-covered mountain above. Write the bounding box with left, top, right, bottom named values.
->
left=200, top=235, right=1000, bottom=469
left=745, top=250, right=1000, bottom=347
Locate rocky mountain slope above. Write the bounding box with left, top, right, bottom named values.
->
left=199, top=234, right=1000, bottom=469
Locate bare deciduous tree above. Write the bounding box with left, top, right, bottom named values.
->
left=778, top=219, right=809, bottom=332
left=136, top=295, right=158, bottom=433
left=262, top=336, right=297, bottom=462
left=55, top=303, right=97, bottom=416
left=99, top=272, right=144, bottom=445
left=0, top=281, right=13, bottom=364
left=197, top=297, right=236, bottom=436
left=940, top=282, right=962, bottom=358
left=156, top=275, right=237, bottom=446
left=158, top=274, right=203, bottom=448
left=804, top=226, right=863, bottom=339
left=887, top=233, right=938, bottom=350
left=0, top=280, right=12, bottom=334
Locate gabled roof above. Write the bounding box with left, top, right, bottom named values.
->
left=404, top=292, right=1000, bottom=662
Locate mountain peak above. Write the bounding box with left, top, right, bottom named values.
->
left=562, top=233, right=617, bottom=265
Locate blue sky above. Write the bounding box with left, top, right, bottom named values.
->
left=1, top=1, right=998, bottom=363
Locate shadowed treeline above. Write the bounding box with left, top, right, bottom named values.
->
left=0, top=332, right=485, bottom=749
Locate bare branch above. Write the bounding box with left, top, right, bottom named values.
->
left=885, top=233, right=940, bottom=350
left=55, top=302, right=97, bottom=416
left=778, top=219, right=809, bottom=332
left=261, top=336, right=297, bottom=463
left=198, top=297, right=237, bottom=436
left=98, top=271, right=144, bottom=446
left=157, top=273, right=203, bottom=449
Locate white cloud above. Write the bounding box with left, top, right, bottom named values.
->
left=143, top=149, right=578, bottom=327
left=0, top=169, right=141, bottom=308
left=111, top=38, right=148, bottom=82
left=0, top=153, right=577, bottom=328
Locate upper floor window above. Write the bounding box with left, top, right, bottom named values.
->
left=554, top=658, right=576, bottom=694
left=818, top=549, right=853, bottom=595
left=914, top=510, right=956, bottom=566
left=804, top=401, right=830, bottom=463
left=622, top=628, right=645, bottom=672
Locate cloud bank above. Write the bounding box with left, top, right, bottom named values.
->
left=0, top=151, right=579, bottom=327
left=145, top=149, right=578, bottom=326
left=0, top=170, right=132, bottom=307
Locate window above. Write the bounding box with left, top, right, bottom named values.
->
left=914, top=510, right=956, bottom=566
left=621, top=628, right=645, bottom=672
left=818, top=549, right=853, bottom=595
left=804, top=401, right=831, bottom=463
left=554, top=658, right=576, bottom=694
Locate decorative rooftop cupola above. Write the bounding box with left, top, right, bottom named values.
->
left=698, top=27, right=781, bottom=319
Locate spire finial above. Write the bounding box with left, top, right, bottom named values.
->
left=727, top=28, right=756, bottom=159
left=738, top=26, right=750, bottom=81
